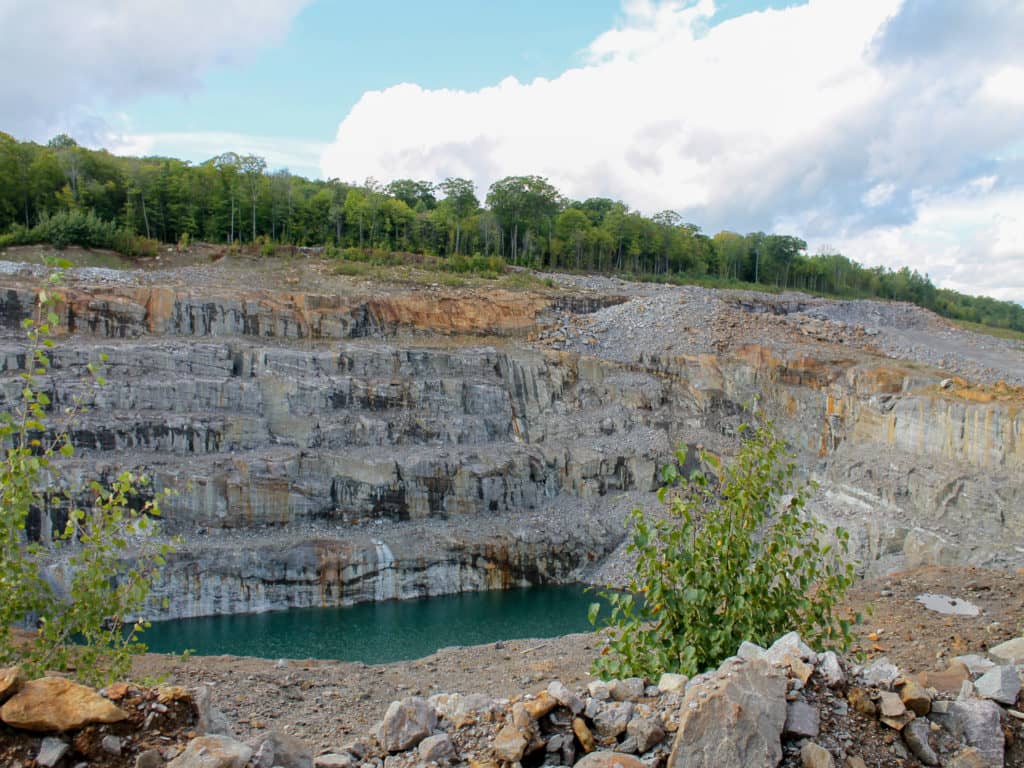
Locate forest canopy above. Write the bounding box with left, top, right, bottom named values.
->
left=1, top=131, right=1021, bottom=332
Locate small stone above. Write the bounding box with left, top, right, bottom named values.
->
left=657, top=673, right=688, bottom=693
left=626, top=715, right=665, bottom=753
left=902, top=718, right=938, bottom=766
left=614, top=735, right=638, bottom=754
left=313, top=755, right=355, bottom=768
left=573, top=717, right=598, bottom=753
left=989, top=636, right=1024, bottom=665
left=898, top=679, right=931, bottom=715
left=574, top=752, right=644, bottom=768
left=136, top=749, right=164, bottom=768
left=800, top=741, right=835, bottom=768
left=37, top=738, right=70, bottom=768
left=418, top=734, right=456, bottom=764
left=879, top=691, right=906, bottom=718
left=784, top=700, right=820, bottom=738
left=609, top=677, right=645, bottom=702
left=101, top=735, right=123, bottom=756
left=493, top=725, right=528, bottom=763
left=974, top=664, right=1021, bottom=705
left=817, top=651, right=845, bottom=688
left=548, top=680, right=584, bottom=714
left=847, top=687, right=876, bottom=716
left=588, top=680, right=611, bottom=700
left=0, top=666, right=27, bottom=704
left=844, top=757, right=867, bottom=768
left=167, top=735, right=253, bottom=768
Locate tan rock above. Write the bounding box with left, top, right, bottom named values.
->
left=521, top=691, right=557, bottom=720
left=844, top=757, right=868, bottom=768
left=167, top=735, right=252, bottom=768
left=573, top=717, right=598, bottom=753
left=492, top=725, right=528, bottom=763
left=916, top=660, right=969, bottom=693
left=879, top=711, right=915, bottom=731
left=1, top=677, right=127, bottom=732
left=0, top=666, right=27, bottom=704
left=789, top=656, right=815, bottom=685
left=878, top=691, right=906, bottom=718
left=846, top=688, right=876, bottom=717
left=801, top=742, right=835, bottom=768
left=575, top=752, right=645, bottom=768
left=157, top=685, right=191, bottom=705
left=898, top=678, right=931, bottom=715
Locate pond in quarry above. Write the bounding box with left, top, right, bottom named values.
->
left=143, top=584, right=610, bottom=663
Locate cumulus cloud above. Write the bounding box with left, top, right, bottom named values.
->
left=321, top=0, right=1024, bottom=301
left=0, top=0, right=310, bottom=144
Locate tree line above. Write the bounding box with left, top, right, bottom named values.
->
left=1, top=131, right=1021, bottom=332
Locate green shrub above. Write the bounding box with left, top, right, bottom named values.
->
left=590, top=416, right=857, bottom=679
left=0, top=268, right=174, bottom=685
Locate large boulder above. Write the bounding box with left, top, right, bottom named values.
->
left=373, top=696, right=437, bottom=752
left=668, top=659, right=787, bottom=768
left=0, top=676, right=127, bottom=732
left=0, top=666, right=26, bottom=704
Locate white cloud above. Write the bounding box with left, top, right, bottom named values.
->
left=321, top=0, right=1024, bottom=301
left=0, top=0, right=311, bottom=143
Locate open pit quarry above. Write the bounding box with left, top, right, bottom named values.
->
left=1, top=254, right=1021, bottom=621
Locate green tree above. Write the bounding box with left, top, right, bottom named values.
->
left=438, top=177, right=478, bottom=255
left=591, top=416, right=857, bottom=679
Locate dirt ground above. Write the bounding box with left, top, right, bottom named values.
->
left=124, top=565, right=1024, bottom=751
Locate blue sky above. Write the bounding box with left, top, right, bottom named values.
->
left=1, top=0, right=1022, bottom=301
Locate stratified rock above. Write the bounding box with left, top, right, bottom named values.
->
left=575, top=752, right=645, bottom=768
left=974, top=665, right=1021, bottom=706
left=168, top=735, right=253, bottom=768
left=929, top=699, right=1004, bottom=766
left=0, top=677, right=127, bottom=732
left=658, top=673, right=688, bottom=693
left=784, top=700, right=820, bottom=738
left=609, top=677, right=645, bottom=702
left=902, top=718, right=938, bottom=766
left=626, top=715, right=665, bottom=753
left=898, top=678, right=931, bottom=715
left=989, top=637, right=1024, bottom=665
left=0, top=666, right=26, bottom=704
left=373, top=697, right=437, bottom=753
left=668, top=660, right=787, bottom=768
left=36, top=738, right=70, bottom=768
left=419, top=733, right=456, bottom=764
left=492, top=725, right=528, bottom=763
left=800, top=742, right=835, bottom=768
left=594, top=701, right=634, bottom=739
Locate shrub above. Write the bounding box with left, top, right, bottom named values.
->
left=0, top=267, right=173, bottom=685
left=590, top=416, right=857, bottom=679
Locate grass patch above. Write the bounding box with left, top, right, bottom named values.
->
left=952, top=319, right=1024, bottom=343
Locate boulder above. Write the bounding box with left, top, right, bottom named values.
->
left=974, top=665, right=1021, bottom=706
left=0, top=676, right=127, bottom=732
left=929, top=699, right=1004, bottom=766
left=168, top=735, right=253, bottom=768
left=989, top=636, right=1024, bottom=665
left=0, top=666, right=26, bottom=704
left=668, top=660, right=787, bottom=768
left=373, top=697, right=437, bottom=752
left=251, top=729, right=313, bottom=768
left=418, top=733, right=456, bottom=763
left=575, top=752, right=645, bottom=768
left=784, top=700, right=820, bottom=738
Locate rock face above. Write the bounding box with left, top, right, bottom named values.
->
left=0, top=676, right=127, bottom=732
left=668, top=660, right=787, bottom=768
left=2, top=265, right=1021, bottom=621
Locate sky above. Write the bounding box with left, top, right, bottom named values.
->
left=1, top=0, right=1022, bottom=302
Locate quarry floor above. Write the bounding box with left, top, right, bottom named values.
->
left=130, top=565, right=1024, bottom=752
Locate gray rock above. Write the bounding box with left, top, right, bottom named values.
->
left=862, top=657, right=900, bottom=688
left=955, top=654, right=997, bottom=676
left=418, top=734, right=456, bottom=764
left=594, top=701, right=635, bottom=738
left=548, top=680, right=584, bottom=714
left=101, top=735, right=123, bottom=756
left=251, top=730, right=313, bottom=768
left=614, top=735, right=639, bottom=754
left=902, top=718, right=938, bottom=765
left=989, top=637, right=1024, bottom=665
left=37, top=738, right=69, bottom=768
left=135, top=749, right=163, bottom=768
left=373, top=697, right=437, bottom=753
left=313, top=755, right=355, bottom=768
left=167, top=735, right=253, bottom=768
left=737, top=641, right=766, bottom=661
left=974, top=665, right=1021, bottom=706
left=588, top=680, right=611, bottom=700
left=764, top=632, right=815, bottom=667
left=929, top=699, right=1004, bottom=766
left=584, top=696, right=604, bottom=719
left=609, top=677, right=645, bottom=702
left=817, top=651, right=845, bottom=688
left=668, top=660, right=787, bottom=768
left=784, top=700, right=820, bottom=738
left=627, top=715, right=666, bottom=753
left=194, top=686, right=234, bottom=737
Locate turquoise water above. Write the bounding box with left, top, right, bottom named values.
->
left=142, top=585, right=609, bottom=664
